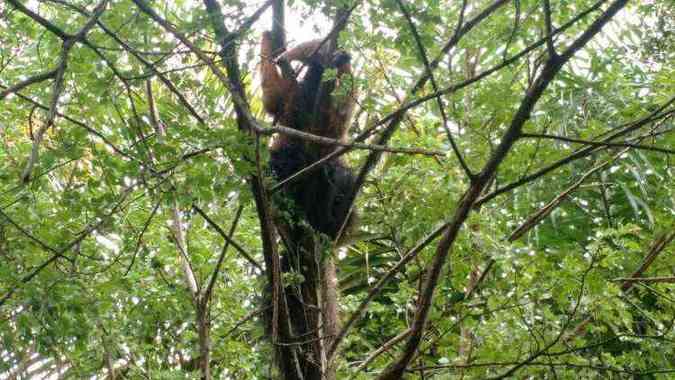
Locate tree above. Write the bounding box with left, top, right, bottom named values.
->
left=1, top=0, right=673, bottom=379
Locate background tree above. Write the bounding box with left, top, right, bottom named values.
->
left=0, top=0, right=673, bottom=379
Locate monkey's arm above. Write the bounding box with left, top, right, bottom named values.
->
left=260, top=32, right=294, bottom=118
left=328, top=61, right=357, bottom=141
left=276, top=39, right=329, bottom=64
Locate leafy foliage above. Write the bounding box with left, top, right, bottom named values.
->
left=0, top=0, right=673, bottom=379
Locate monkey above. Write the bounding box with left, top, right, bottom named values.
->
left=260, top=31, right=357, bottom=240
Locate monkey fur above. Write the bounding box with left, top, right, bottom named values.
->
left=260, top=32, right=357, bottom=240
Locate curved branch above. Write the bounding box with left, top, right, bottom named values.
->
left=0, top=69, right=57, bottom=100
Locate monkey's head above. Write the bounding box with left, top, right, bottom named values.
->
left=331, top=51, right=351, bottom=68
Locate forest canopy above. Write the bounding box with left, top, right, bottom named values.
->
left=0, top=0, right=673, bottom=379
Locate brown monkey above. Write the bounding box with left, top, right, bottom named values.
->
left=260, top=32, right=357, bottom=239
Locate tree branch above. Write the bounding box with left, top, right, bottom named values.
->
left=613, top=276, right=675, bottom=284
left=19, top=0, right=109, bottom=183
left=192, top=205, right=261, bottom=272
left=542, top=0, right=558, bottom=58
left=564, top=231, right=675, bottom=342
left=508, top=144, right=632, bottom=242
left=261, top=124, right=445, bottom=157
left=521, top=132, right=674, bottom=154
left=202, top=205, right=244, bottom=308
left=396, top=0, right=472, bottom=177
left=0, top=69, right=57, bottom=100
left=6, top=0, right=70, bottom=40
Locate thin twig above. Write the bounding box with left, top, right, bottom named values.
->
left=221, top=0, right=275, bottom=47
left=613, top=276, right=675, bottom=283
left=508, top=145, right=631, bottom=242
left=0, top=208, right=61, bottom=255
left=222, top=306, right=271, bottom=339
left=124, top=198, right=162, bottom=276
left=348, top=329, right=412, bottom=379
left=521, top=132, right=674, bottom=154
left=0, top=183, right=138, bottom=308
left=192, top=204, right=262, bottom=271
left=396, top=0, right=472, bottom=177
left=202, top=205, right=245, bottom=306
left=487, top=257, right=596, bottom=380
left=564, top=231, right=675, bottom=342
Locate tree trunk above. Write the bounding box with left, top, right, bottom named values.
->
left=197, top=305, right=211, bottom=380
